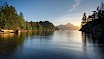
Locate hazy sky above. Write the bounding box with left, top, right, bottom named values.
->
left=0, top=0, right=103, bottom=26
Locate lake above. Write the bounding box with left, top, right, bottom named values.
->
left=0, top=30, right=104, bottom=59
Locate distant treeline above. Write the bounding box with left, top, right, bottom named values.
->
left=0, top=2, right=56, bottom=31
left=80, top=2, right=104, bottom=33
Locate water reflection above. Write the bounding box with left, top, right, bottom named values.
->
left=1, top=31, right=104, bottom=59
left=0, top=31, right=54, bottom=59
left=26, top=31, right=54, bottom=36
left=0, top=33, right=26, bottom=59
left=82, top=32, right=104, bottom=45
left=82, top=32, right=104, bottom=59
left=25, top=31, right=54, bottom=41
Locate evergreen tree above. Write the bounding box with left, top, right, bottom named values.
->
left=0, top=2, right=55, bottom=31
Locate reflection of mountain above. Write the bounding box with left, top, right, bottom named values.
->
left=57, top=23, right=80, bottom=30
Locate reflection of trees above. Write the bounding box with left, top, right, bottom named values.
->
left=82, top=32, right=104, bottom=44
left=0, top=33, right=26, bottom=58
left=0, top=31, right=54, bottom=58
left=82, top=32, right=104, bottom=59
left=26, top=31, right=54, bottom=37
left=26, top=31, right=54, bottom=40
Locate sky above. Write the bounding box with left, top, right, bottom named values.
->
left=0, top=0, right=103, bottom=26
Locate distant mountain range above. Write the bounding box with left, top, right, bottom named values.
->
left=56, top=23, right=80, bottom=30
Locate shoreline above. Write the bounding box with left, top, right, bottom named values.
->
left=0, top=30, right=55, bottom=34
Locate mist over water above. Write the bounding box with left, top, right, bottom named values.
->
left=0, top=30, right=104, bottom=59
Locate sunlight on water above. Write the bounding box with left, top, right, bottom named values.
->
left=0, top=33, right=15, bottom=39
left=50, top=30, right=85, bottom=53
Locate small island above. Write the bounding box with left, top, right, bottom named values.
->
left=0, top=2, right=56, bottom=33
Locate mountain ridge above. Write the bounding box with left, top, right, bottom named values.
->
left=56, top=23, right=80, bottom=30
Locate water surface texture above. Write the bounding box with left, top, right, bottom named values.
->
left=0, top=30, right=104, bottom=59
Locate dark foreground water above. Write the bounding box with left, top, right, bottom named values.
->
left=0, top=30, right=104, bottom=59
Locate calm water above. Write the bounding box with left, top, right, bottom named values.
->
left=0, top=30, right=104, bottom=59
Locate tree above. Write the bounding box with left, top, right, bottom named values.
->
left=0, top=2, right=56, bottom=31
left=19, top=12, right=24, bottom=17
left=100, top=2, right=104, bottom=10
left=18, top=16, right=26, bottom=30
left=25, top=21, right=32, bottom=30
left=81, top=13, right=87, bottom=26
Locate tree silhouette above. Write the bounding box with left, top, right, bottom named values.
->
left=81, top=13, right=87, bottom=26
left=80, top=2, right=104, bottom=33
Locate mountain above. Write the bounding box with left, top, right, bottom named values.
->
left=57, top=23, right=80, bottom=30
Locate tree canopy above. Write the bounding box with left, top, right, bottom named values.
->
left=80, top=2, right=104, bottom=33
left=0, top=2, right=55, bottom=31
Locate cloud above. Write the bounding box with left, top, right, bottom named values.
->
left=53, top=0, right=82, bottom=26
left=68, top=0, right=81, bottom=13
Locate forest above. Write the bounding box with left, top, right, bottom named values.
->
left=80, top=2, right=104, bottom=33
left=0, top=2, right=55, bottom=31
